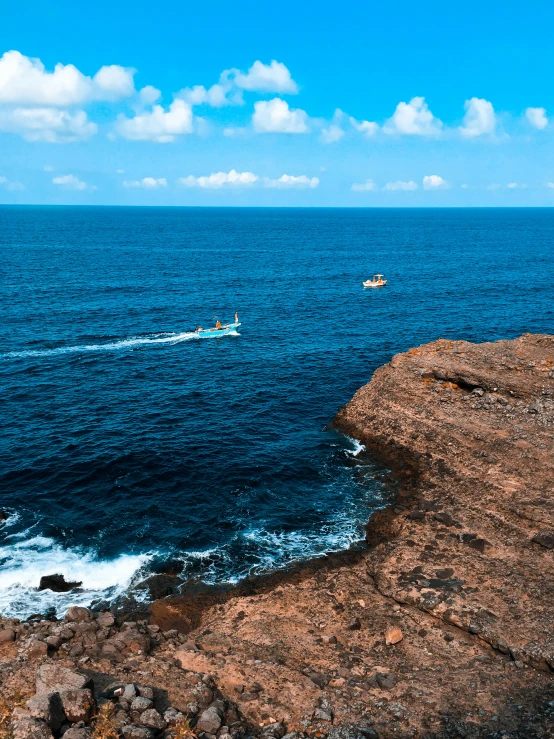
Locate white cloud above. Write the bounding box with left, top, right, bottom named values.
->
left=351, top=179, right=377, bottom=192
left=384, top=97, right=442, bottom=136
left=0, top=50, right=135, bottom=105
left=123, top=177, right=167, bottom=188
left=349, top=116, right=379, bottom=137
left=178, top=170, right=258, bottom=189
left=460, top=97, right=496, bottom=138
left=116, top=169, right=125, bottom=174
left=320, top=109, right=347, bottom=143
left=233, top=60, right=298, bottom=94
left=252, top=98, right=309, bottom=133
left=263, top=174, right=319, bottom=189
left=43, top=165, right=54, bottom=171
left=180, top=83, right=233, bottom=108
left=0, top=175, right=24, bottom=191
left=0, top=107, right=97, bottom=142
left=525, top=107, right=548, bottom=130
left=139, top=85, right=161, bottom=106
left=461, top=184, right=468, bottom=189
left=547, top=182, right=554, bottom=189
left=423, top=174, right=449, bottom=190
left=506, top=182, right=527, bottom=189
left=383, top=180, right=418, bottom=191
left=52, top=174, right=89, bottom=190
left=115, top=99, right=193, bottom=142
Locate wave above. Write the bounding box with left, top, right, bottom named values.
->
left=0, top=534, right=153, bottom=619
left=344, top=435, right=366, bottom=457
left=2, top=332, right=199, bottom=359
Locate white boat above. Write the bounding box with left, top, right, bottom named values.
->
left=363, top=274, right=387, bottom=288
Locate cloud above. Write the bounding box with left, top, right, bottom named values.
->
left=123, top=177, right=167, bottom=188
left=263, top=174, right=319, bottom=189
left=252, top=98, right=309, bottom=133
left=43, top=165, right=54, bottom=171
left=180, top=83, right=233, bottom=108
left=0, top=175, right=25, bottom=191
left=506, top=182, right=527, bottom=189
left=52, top=174, right=89, bottom=190
left=460, top=97, right=496, bottom=138
left=115, top=99, right=193, bottom=142
left=116, top=169, right=125, bottom=174
left=384, top=97, right=442, bottom=136
left=0, top=107, right=97, bottom=142
left=178, top=170, right=258, bottom=188
left=525, top=107, right=548, bottom=130
left=0, top=50, right=135, bottom=105
left=351, top=179, right=377, bottom=192
left=349, top=116, right=379, bottom=137
left=320, top=110, right=345, bottom=143
left=547, top=182, right=554, bottom=189
left=179, top=60, right=297, bottom=109
left=233, top=60, right=298, bottom=94
left=383, top=180, right=418, bottom=191
left=422, top=174, right=449, bottom=190
left=139, top=85, right=161, bottom=106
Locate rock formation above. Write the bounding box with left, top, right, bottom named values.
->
left=1, top=334, right=553, bottom=738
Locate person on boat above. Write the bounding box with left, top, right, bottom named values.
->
left=215, top=319, right=222, bottom=329
left=234, top=312, right=239, bottom=323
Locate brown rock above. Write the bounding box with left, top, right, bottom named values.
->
left=59, top=689, right=95, bottom=722
left=64, top=607, right=91, bottom=623
left=385, top=626, right=403, bottom=645
left=25, top=693, right=66, bottom=733
left=12, top=718, right=53, bottom=739
left=0, top=628, right=15, bottom=643
left=36, top=665, right=92, bottom=694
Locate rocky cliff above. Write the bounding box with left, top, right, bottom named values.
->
left=1, top=334, right=553, bottom=739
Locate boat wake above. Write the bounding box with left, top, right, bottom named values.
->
left=2, top=332, right=199, bottom=359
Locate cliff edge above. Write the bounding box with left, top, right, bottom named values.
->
left=2, top=334, right=553, bottom=739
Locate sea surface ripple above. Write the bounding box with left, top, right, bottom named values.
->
left=1, top=206, right=553, bottom=618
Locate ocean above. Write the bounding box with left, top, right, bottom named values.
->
left=1, top=206, right=553, bottom=619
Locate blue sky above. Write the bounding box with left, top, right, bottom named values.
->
left=1, top=0, right=554, bottom=206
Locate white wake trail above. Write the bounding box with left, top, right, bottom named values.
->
left=3, top=332, right=199, bottom=359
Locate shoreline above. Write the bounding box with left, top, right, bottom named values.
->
left=2, top=333, right=553, bottom=738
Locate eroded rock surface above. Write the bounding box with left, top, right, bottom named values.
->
left=1, top=335, right=554, bottom=738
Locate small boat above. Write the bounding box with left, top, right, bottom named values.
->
left=363, top=274, right=387, bottom=288
left=195, top=315, right=241, bottom=338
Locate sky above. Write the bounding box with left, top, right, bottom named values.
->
left=1, top=0, right=554, bottom=206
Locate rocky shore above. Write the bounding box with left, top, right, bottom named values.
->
left=2, top=334, right=553, bottom=738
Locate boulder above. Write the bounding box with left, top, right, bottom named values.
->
left=12, top=718, right=54, bottom=739
left=140, top=709, right=166, bottom=731
left=36, top=665, right=92, bottom=694
left=0, top=628, right=15, bottom=643
left=95, top=611, right=115, bottom=628
left=195, top=706, right=222, bottom=734
left=62, top=729, right=91, bottom=739
left=59, top=689, right=95, bottom=723
left=130, top=697, right=153, bottom=713
left=122, top=684, right=137, bottom=702
left=163, top=709, right=184, bottom=726
left=22, top=637, right=48, bottom=658
left=39, top=575, right=82, bottom=593
left=26, top=693, right=66, bottom=733
left=122, top=727, right=154, bottom=739
left=64, top=607, right=92, bottom=623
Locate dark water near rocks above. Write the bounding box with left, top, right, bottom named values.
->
left=1, top=206, right=553, bottom=618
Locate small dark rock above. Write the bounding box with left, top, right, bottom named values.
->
left=531, top=531, right=554, bottom=549
left=39, top=574, right=82, bottom=593
left=347, top=618, right=361, bottom=631
left=433, top=512, right=457, bottom=526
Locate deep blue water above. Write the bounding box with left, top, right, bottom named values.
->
left=1, top=206, right=553, bottom=618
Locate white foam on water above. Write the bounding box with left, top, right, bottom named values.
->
left=344, top=436, right=366, bottom=457
left=0, top=535, right=153, bottom=619
left=3, top=332, right=199, bottom=359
